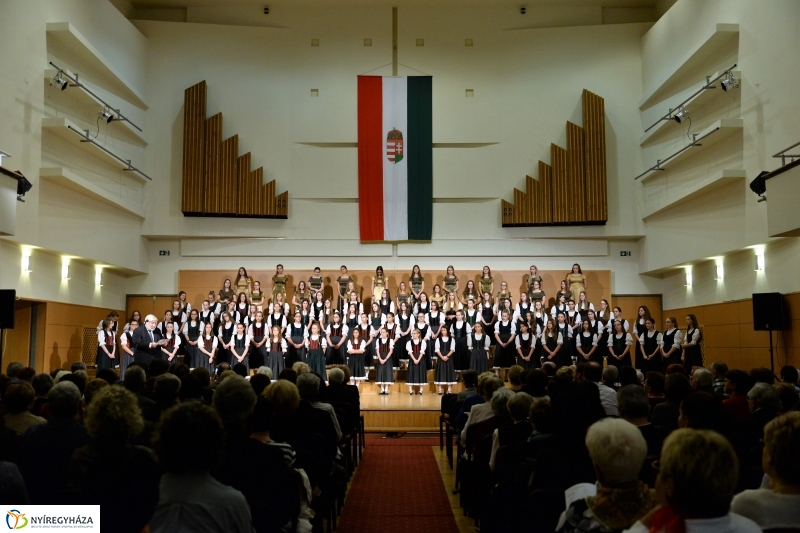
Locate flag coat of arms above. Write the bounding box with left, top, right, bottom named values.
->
left=358, top=76, right=432, bottom=242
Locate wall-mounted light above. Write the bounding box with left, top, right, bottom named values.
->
left=673, top=105, right=689, bottom=124
left=720, top=71, right=739, bottom=92
left=755, top=252, right=765, bottom=271
left=21, top=251, right=31, bottom=273
left=715, top=262, right=724, bottom=281
left=684, top=268, right=692, bottom=287
left=99, top=106, right=115, bottom=124
left=95, top=266, right=103, bottom=287
left=50, top=71, right=68, bottom=91
left=61, top=258, right=70, bottom=281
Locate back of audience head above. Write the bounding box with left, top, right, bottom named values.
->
left=747, top=382, right=780, bottom=412
left=462, top=370, right=478, bottom=389
left=262, top=379, right=300, bottom=418
left=762, top=412, right=800, bottom=490
left=86, top=386, right=144, bottom=441
left=506, top=391, right=533, bottom=421
left=328, top=367, right=345, bottom=385
left=619, top=366, right=640, bottom=388
left=666, top=363, right=688, bottom=376
left=529, top=399, right=555, bottom=433
left=336, top=364, right=352, bottom=383
left=95, top=368, right=118, bottom=385
left=526, top=369, right=549, bottom=397
left=679, top=391, right=727, bottom=433
left=602, top=365, right=618, bottom=386
left=658, top=428, right=738, bottom=518
left=124, top=365, right=147, bottom=394
left=17, top=367, right=35, bottom=383
left=664, top=373, right=691, bottom=404
left=4, top=383, right=35, bottom=414
left=31, top=373, right=54, bottom=397
left=542, top=362, right=557, bottom=377
left=278, top=368, right=298, bottom=383
left=213, top=375, right=257, bottom=430
left=645, top=371, right=665, bottom=395
left=218, top=369, right=237, bottom=382
left=6, top=362, right=23, bottom=379
left=251, top=396, right=275, bottom=435
left=508, top=365, right=524, bottom=386
left=586, top=418, right=647, bottom=485
left=148, top=358, right=170, bottom=378
left=83, top=378, right=109, bottom=405
left=249, top=373, right=270, bottom=396
left=725, top=369, right=751, bottom=396
left=490, top=387, right=514, bottom=416
left=779, top=365, right=798, bottom=385
left=70, top=361, right=87, bottom=373
left=169, top=363, right=190, bottom=379
left=179, top=374, right=204, bottom=402
left=48, top=381, right=82, bottom=418
left=153, top=373, right=182, bottom=408
left=58, top=372, right=86, bottom=396
left=617, top=384, right=650, bottom=422
left=256, top=366, right=273, bottom=380
left=556, top=366, right=574, bottom=382
left=155, top=401, right=223, bottom=474
left=214, top=362, right=231, bottom=380
left=480, top=376, right=505, bottom=400
left=190, top=367, right=211, bottom=388
left=292, top=361, right=310, bottom=375
left=297, top=372, right=321, bottom=402
left=774, top=382, right=799, bottom=412
left=690, top=368, right=713, bottom=392
left=710, top=361, right=728, bottom=379
left=750, top=367, right=775, bottom=385
left=232, top=363, right=248, bottom=378
left=584, top=362, right=602, bottom=383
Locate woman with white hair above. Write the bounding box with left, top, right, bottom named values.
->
left=556, top=418, right=656, bottom=533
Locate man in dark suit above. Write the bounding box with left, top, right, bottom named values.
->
left=322, top=367, right=360, bottom=422
left=131, top=314, right=164, bottom=365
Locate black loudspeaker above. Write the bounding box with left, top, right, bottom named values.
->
left=0, top=290, right=15, bottom=329
left=752, top=292, right=785, bottom=331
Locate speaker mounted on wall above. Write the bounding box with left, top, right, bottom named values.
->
left=0, top=289, right=16, bottom=329
left=752, top=292, right=785, bottom=331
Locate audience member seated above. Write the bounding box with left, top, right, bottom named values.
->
left=490, top=391, right=533, bottom=471
left=750, top=367, right=775, bottom=385
left=95, top=368, right=119, bottom=385
left=602, top=365, right=618, bottom=390
left=458, top=370, right=479, bottom=401
left=557, top=418, right=656, bottom=533
left=0, top=461, right=28, bottom=504
left=16, top=367, right=35, bottom=384
left=82, top=378, right=108, bottom=405
left=773, top=382, right=799, bottom=413
left=278, top=368, right=298, bottom=384
left=710, top=361, right=729, bottom=396
left=19, top=382, right=89, bottom=504
left=151, top=401, right=253, bottom=533
left=722, top=369, right=752, bottom=421
left=30, top=373, right=53, bottom=418
left=321, top=367, right=360, bottom=425
left=623, top=428, right=760, bottom=533
left=619, top=366, right=640, bottom=388
left=650, top=373, right=690, bottom=434
left=3, top=383, right=46, bottom=436
left=690, top=368, right=726, bottom=402
left=212, top=376, right=301, bottom=533
left=585, top=362, right=618, bottom=417
left=678, top=391, right=730, bottom=436
left=644, top=371, right=665, bottom=412
left=249, top=373, right=270, bottom=396
left=143, top=373, right=182, bottom=422
left=731, top=412, right=800, bottom=530
left=617, top=385, right=660, bottom=478
left=179, top=374, right=204, bottom=402
left=255, top=366, right=273, bottom=379
left=733, top=382, right=781, bottom=490
left=298, top=373, right=342, bottom=442
left=459, top=376, right=505, bottom=442
left=6, top=362, right=24, bottom=382
left=469, top=387, right=514, bottom=459
left=507, top=365, right=524, bottom=391
left=779, top=365, right=799, bottom=393
left=124, top=365, right=158, bottom=413
left=70, top=361, right=87, bottom=373
left=522, top=368, right=550, bottom=401
left=65, top=386, right=161, bottom=533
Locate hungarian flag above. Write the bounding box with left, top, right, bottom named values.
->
left=358, top=76, right=432, bottom=242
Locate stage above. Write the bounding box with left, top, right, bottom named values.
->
left=358, top=370, right=465, bottom=433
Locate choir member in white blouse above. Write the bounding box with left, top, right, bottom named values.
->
left=540, top=319, right=563, bottom=366
left=607, top=319, right=633, bottom=368
left=639, top=318, right=663, bottom=373
left=160, top=321, right=182, bottom=363
left=575, top=319, right=599, bottom=363
left=606, top=306, right=631, bottom=333
left=230, top=322, right=252, bottom=370
left=660, top=317, right=683, bottom=370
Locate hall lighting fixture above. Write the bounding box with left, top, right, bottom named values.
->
left=684, top=269, right=692, bottom=287
left=66, top=125, right=152, bottom=180
left=749, top=170, right=768, bottom=202
left=61, top=259, right=70, bottom=281
left=99, top=106, right=115, bottom=124
left=643, top=63, right=737, bottom=133
left=715, top=263, right=724, bottom=281
left=755, top=252, right=765, bottom=272
left=721, top=71, right=739, bottom=92
left=16, top=172, right=33, bottom=201
left=673, top=106, right=689, bottom=124
left=0, top=149, right=9, bottom=167
left=48, top=62, right=143, bottom=133
left=21, top=252, right=31, bottom=274
left=634, top=125, right=721, bottom=180
left=95, top=267, right=103, bottom=287
left=50, top=71, right=68, bottom=90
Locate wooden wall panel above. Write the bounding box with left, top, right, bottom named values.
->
left=513, top=188, right=526, bottom=224
left=203, top=113, right=222, bottom=214
left=265, top=179, right=275, bottom=216
left=665, top=293, right=800, bottom=372
left=219, top=135, right=238, bottom=215
left=583, top=89, right=607, bottom=222
left=566, top=121, right=586, bottom=222
left=181, top=81, right=206, bottom=214
left=501, top=200, right=513, bottom=226
left=538, top=161, right=553, bottom=224
left=237, top=153, right=250, bottom=216
left=277, top=189, right=289, bottom=217
left=4, top=303, right=32, bottom=369
left=179, top=269, right=613, bottom=317
left=551, top=144, right=569, bottom=223
left=43, top=302, right=124, bottom=373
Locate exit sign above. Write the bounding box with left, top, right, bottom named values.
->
left=620, top=251, right=632, bottom=257
left=159, top=250, right=170, bottom=256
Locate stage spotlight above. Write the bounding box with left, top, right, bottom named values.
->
left=50, top=72, right=68, bottom=91
left=673, top=106, right=689, bottom=123
left=749, top=170, right=768, bottom=201
left=99, top=107, right=114, bottom=124
left=16, top=172, right=32, bottom=199
left=721, top=71, right=739, bottom=92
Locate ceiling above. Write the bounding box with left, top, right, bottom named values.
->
left=130, top=0, right=659, bottom=8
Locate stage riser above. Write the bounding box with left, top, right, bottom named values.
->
left=358, top=379, right=465, bottom=394
left=363, top=410, right=440, bottom=433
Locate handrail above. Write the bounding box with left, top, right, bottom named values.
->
left=643, top=63, right=737, bottom=133
left=66, top=125, right=152, bottom=181
left=772, top=141, right=800, bottom=167
left=634, top=127, right=720, bottom=181
left=49, top=62, right=143, bottom=133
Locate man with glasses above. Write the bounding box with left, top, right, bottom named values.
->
left=132, top=314, right=166, bottom=365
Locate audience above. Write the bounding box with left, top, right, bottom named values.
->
left=723, top=369, right=752, bottom=421
left=507, top=365, right=524, bottom=391
left=458, top=370, right=479, bottom=401
left=29, top=373, right=53, bottom=418
left=734, top=382, right=781, bottom=490
left=459, top=376, right=505, bottom=441
left=586, top=362, right=618, bottom=417
left=774, top=382, right=799, bottom=412
left=557, top=418, right=656, bottom=533
left=678, top=391, right=729, bottom=436
left=489, top=391, right=533, bottom=471
left=779, top=365, right=799, bottom=392
left=650, top=373, right=690, bottom=432
left=3, top=383, right=46, bottom=435
left=521, top=368, right=550, bottom=401
left=710, top=361, right=729, bottom=395
left=602, top=365, right=618, bottom=390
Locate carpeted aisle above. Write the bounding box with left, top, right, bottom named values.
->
left=337, top=438, right=460, bottom=533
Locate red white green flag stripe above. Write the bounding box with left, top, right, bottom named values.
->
left=358, top=75, right=432, bottom=242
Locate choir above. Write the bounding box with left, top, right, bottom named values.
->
left=105, top=264, right=702, bottom=395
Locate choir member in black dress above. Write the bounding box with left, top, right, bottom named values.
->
left=681, top=314, right=703, bottom=371
left=540, top=319, right=563, bottom=368
left=182, top=309, right=202, bottom=368
left=632, top=306, right=652, bottom=370
left=494, top=309, right=517, bottom=380
left=514, top=321, right=536, bottom=370
left=119, top=319, right=137, bottom=379
left=467, top=322, right=491, bottom=373
left=384, top=312, right=400, bottom=370
left=555, top=311, right=573, bottom=367
left=396, top=302, right=413, bottom=368
left=325, top=311, right=348, bottom=366
left=217, top=311, right=236, bottom=365
left=230, top=322, right=251, bottom=372
left=427, top=301, right=444, bottom=367
left=248, top=311, right=268, bottom=371
left=198, top=322, right=218, bottom=373
left=286, top=311, right=308, bottom=366
left=406, top=328, right=428, bottom=395
left=96, top=319, right=116, bottom=370
left=266, top=326, right=287, bottom=378
left=375, top=327, right=395, bottom=395
left=451, top=309, right=471, bottom=374
left=434, top=327, right=456, bottom=395
left=161, top=322, right=181, bottom=363
left=607, top=319, right=633, bottom=368
left=305, top=321, right=327, bottom=380
left=358, top=313, right=376, bottom=375
left=267, top=302, right=287, bottom=338
left=347, top=327, right=367, bottom=388
left=575, top=319, right=599, bottom=364
left=639, top=317, right=662, bottom=374
left=660, top=317, right=683, bottom=370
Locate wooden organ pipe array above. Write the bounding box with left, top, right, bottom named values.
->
left=502, top=89, right=607, bottom=226
left=181, top=81, right=288, bottom=218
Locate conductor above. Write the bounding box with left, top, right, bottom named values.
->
left=132, top=314, right=166, bottom=365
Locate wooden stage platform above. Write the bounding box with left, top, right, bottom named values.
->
left=358, top=370, right=465, bottom=433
